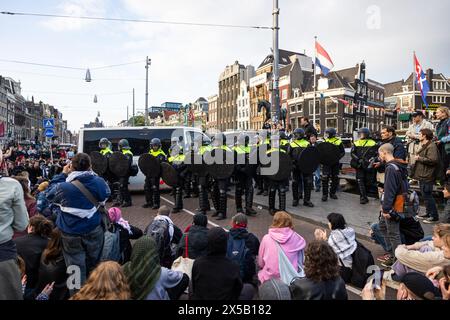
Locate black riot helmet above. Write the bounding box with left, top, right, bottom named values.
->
left=118, top=139, right=130, bottom=150
left=99, top=137, right=110, bottom=149
left=279, top=130, right=288, bottom=140
left=150, top=137, right=161, bottom=150
left=325, top=128, right=337, bottom=139
left=293, top=128, right=305, bottom=140
left=358, top=127, right=371, bottom=139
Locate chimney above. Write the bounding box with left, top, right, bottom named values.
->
left=427, top=69, right=434, bottom=90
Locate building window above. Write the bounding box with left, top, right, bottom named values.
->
left=325, top=99, right=337, bottom=114
left=308, top=100, right=320, bottom=116
left=282, top=89, right=288, bottom=100
left=432, top=96, right=446, bottom=104
left=326, top=118, right=338, bottom=130
left=402, top=96, right=411, bottom=108
left=290, top=104, right=297, bottom=113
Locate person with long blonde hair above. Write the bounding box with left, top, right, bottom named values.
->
left=70, top=261, right=130, bottom=300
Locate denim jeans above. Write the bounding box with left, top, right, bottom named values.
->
left=313, top=167, right=321, bottom=191
left=61, top=225, right=104, bottom=289
left=378, top=215, right=402, bottom=255
left=370, top=222, right=392, bottom=253
left=419, top=181, right=438, bottom=219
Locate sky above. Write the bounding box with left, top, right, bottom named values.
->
left=0, top=0, right=449, bottom=132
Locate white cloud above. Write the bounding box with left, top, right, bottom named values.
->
left=42, top=0, right=106, bottom=31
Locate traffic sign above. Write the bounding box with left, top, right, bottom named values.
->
left=43, top=118, right=55, bottom=129
left=44, top=128, right=54, bottom=138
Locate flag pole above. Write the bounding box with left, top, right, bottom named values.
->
left=412, top=51, right=416, bottom=111
left=313, top=36, right=317, bottom=129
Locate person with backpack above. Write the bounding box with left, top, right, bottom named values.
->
left=191, top=227, right=244, bottom=300
left=176, top=214, right=208, bottom=259
left=289, top=241, right=348, bottom=300
left=107, top=207, right=143, bottom=264
left=377, top=143, right=409, bottom=268
left=314, top=213, right=357, bottom=284
left=258, top=211, right=306, bottom=284
left=144, top=205, right=182, bottom=268
left=227, top=214, right=260, bottom=287
left=46, top=153, right=110, bottom=287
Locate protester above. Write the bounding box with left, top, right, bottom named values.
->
left=176, top=213, right=209, bottom=259
left=406, top=111, right=434, bottom=167
left=34, top=228, right=69, bottom=300
left=314, top=213, right=357, bottom=282
left=46, top=153, right=110, bottom=287
left=426, top=264, right=450, bottom=300
left=0, top=149, right=29, bottom=299
left=227, top=213, right=260, bottom=285
left=123, top=236, right=188, bottom=300
left=378, top=143, right=407, bottom=268
left=443, top=182, right=450, bottom=224
left=108, top=207, right=143, bottom=264
left=435, top=106, right=450, bottom=180
left=71, top=261, right=131, bottom=300
left=145, top=205, right=182, bottom=268
left=12, top=176, right=38, bottom=238
left=14, top=215, right=53, bottom=298
left=258, top=211, right=306, bottom=284
left=258, top=278, right=292, bottom=300
left=411, top=128, right=440, bottom=223
left=290, top=241, right=348, bottom=300
left=191, top=227, right=245, bottom=300
left=390, top=224, right=450, bottom=279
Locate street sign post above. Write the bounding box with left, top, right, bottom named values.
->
left=44, top=128, right=54, bottom=138
left=43, top=118, right=55, bottom=129
left=43, top=121, right=55, bottom=163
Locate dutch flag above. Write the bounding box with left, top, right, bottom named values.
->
left=315, top=41, right=334, bottom=76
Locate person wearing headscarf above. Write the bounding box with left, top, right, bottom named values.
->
left=108, top=207, right=143, bottom=264
left=123, top=236, right=188, bottom=300
left=176, top=214, right=208, bottom=259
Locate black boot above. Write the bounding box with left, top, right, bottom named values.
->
left=279, top=187, right=287, bottom=211
left=358, top=178, right=369, bottom=204
left=245, top=187, right=256, bottom=216
left=303, top=182, right=314, bottom=207
left=152, top=187, right=160, bottom=209
left=322, top=176, right=329, bottom=202
left=184, top=180, right=192, bottom=198
left=292, top=180, right=299, bottom=207
left=235, top=186, right=244, bottom=213
left=268, top=188, right=276, bottom=216
left=172, top=187, right=183, bottom=213
left=216, top=191, right=227, bottom=221
left=330, top=175, right=339, bottom=199
left=211, top=188, right=220, bottom=217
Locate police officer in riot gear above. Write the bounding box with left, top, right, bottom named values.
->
left=321, top=128, right=345, bottom=202
left=116, top=139, right=133, bottom=207
left=143, top=138, right=167, bottom=209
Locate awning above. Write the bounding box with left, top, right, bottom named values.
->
left=398, top=113, right=411, bottom=121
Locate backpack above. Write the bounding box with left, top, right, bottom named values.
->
left=145, top=219, right=171, bottom=262
left=388, top=163, right=420, bottom=217
left=400, top=216, right=425, bottom=245
left=101, top=224, right=121, bottom=262
left=350, top=241, right=375, bottom=289
left=226, top=234, right=252, bottom=280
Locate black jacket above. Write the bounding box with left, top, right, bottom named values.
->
left=382, top=160, right=409, bottom=215
left=377, top=137, right=407, bottom=173
left=14, top=234, right=49, bottom=291
left=177, top=225, right=208, bottom=259
left=290, top=277, right=348, bottom=300
left=116, top=223, right=143, bottom=264
left=35, top=254, right=69, bottom=300
left=303, top=123, right=318, bottom=140
left=191, top=229, right=243, bottom=300
left=228, top=228, right=260, bottom=284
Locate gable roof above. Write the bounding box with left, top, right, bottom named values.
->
left=384, top=80, right=404, bottom=97
left=258, top=49, right=306, bottom=69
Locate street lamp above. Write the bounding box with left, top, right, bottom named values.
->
left=93, top=94, right=98, bottom=103
left=85, top=68, right=92, bottom=82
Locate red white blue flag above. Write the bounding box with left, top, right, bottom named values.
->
left=315, top=41, right=334, bottom=76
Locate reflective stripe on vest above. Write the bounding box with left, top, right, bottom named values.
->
left=325, top=137, right=343, bottom=146
left=122, top=149, right=133, bottom=156
left=354, top=139, right=376, bottom=147
left=289, top=140, right=309, bottom=148
left=100, top=148, right=112, bottom=155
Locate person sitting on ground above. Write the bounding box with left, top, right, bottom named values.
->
left=258, top=278, right=292, bottom=300
left=34, top=228, right=69, bottom=300
left=145, top=205, right=182, bottom=268
left=258, top=211, right=306, bottom=284
left=176, top=213, right=209, bottom=259
left=227, top=213, right=260, bottom=286
left=14, top=215, right=53, bottom=299
left=361, top=272, right=441, bottom=300
left=289, top=240, right=348, bottom=300
left=390, top=224, right=450, bottom=279
left=443, top=182, right=450, bottom=224
left=12, top=175, right=38, bottom=238
left=108, top=207, right=143, bottom=264
left=123, top=236, right=188, bottom=300
left=426, top=264, right=450, bottom=300
left=191, top=227, right=247, bottom=300
left=71, top=261, right=131, bottom=300
left=314, top=213, right=357, bottom=283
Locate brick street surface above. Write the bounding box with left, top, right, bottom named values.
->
left=117, top=190, right=417, bottom=300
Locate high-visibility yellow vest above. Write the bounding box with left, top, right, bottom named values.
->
left=325, top=137, right=343, bottom=146
left=289, top=140, right=310, bottom=148
left=100, top=148, right=113, bottom=155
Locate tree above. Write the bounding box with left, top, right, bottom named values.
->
left=128, top=115, right=145, bottom=126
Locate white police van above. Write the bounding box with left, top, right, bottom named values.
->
left=78, top=126, right=210, bottom=190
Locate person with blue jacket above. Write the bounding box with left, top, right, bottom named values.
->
left=46, top=153, right=110, bottom=288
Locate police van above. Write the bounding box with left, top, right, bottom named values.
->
left=78, top=126, right=210, bottom=190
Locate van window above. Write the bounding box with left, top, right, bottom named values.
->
left=82, top=128, right=176, bottom=156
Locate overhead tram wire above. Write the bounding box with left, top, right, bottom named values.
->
left=0, top=11, right=272, bottom=30
left=0, top=58, right=143, bottom=71
left=22, top=90, right=132, bottom=96
left=0, top=69, right=146, bottom=81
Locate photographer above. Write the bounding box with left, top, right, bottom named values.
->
left=406, top=112, right=433, bottom=169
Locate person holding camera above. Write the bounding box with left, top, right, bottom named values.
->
left=406, top=112, right=434, bottom=168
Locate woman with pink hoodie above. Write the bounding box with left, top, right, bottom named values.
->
left=258, top=211, right=306, bottom=284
